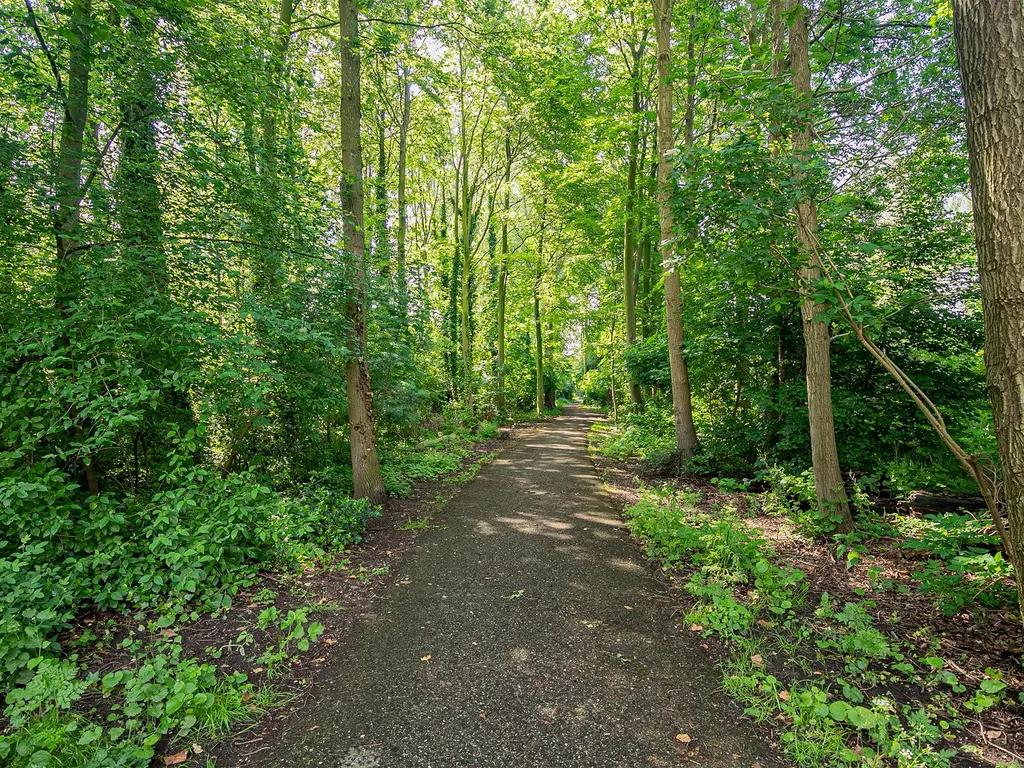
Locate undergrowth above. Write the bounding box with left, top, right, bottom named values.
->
left=0, top=415, right=511, bottom=766
left=623, top=487, right=1021, bottom=767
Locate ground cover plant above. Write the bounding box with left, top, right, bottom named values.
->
left=3, top=0, right=1024, bottom=762
left=0, top=418, right=518, bottom=766
left=593, top=419, right=1024, bottom=767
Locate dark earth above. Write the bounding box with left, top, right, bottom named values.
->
left=262, top=408, right=778, bottom=767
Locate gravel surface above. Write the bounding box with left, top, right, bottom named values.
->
left=267, top=408, right=780, bottom=767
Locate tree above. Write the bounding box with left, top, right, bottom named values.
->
left=651, top=0, right=699, bottom=461
left=340, top=0, right=385, bottom=504
left=785, top=0, right=853, bottom=533
left=951, top=0, right=1024, bottom=606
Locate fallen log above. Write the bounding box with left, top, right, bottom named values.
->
left=905, top=491, right=988, bottom=514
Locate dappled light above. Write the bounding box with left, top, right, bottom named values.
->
left=2, top=0, right=1023, bottom=763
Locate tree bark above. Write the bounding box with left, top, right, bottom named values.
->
left=534, top=286, right=543, bottom=417
left=535, top=206, right=546, bottom=417
left=651, top=0, right=699, bottom=461
left=396, top=66, right=411, bottom=316
left=339, top=0, right=385, bottom=504
left=496, top=133, right=512, bottom=412
left=458, top=52, right=474, bottom=411
left=118, top=11, right=166, bottom=293
left=624, top=43, right=644, bottom=406
left=610, top=318, right=619, bottom=422
left=374, top=110, right=389, bottom=271
left=951, top=0, right=1024, bottom=610
left=786, top=0, right=853, bottom=533
left=256, top=0, right=293, bottom=292
left=53, top=0, right=99, bottom=496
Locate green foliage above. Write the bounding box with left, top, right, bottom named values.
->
left=0, top=631, right=278, bottom=767
left=595, top=402, right=677, bottom=463
left=623, top=485, right=1006, bottom=767
left=624, top=490, right=806, bottom=638
left=255, top=608, right=325, bottom=676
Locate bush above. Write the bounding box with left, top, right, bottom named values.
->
left=0, top=457, right=372, bottom=686
left=292, top=488, right=380, bottom=551
left=598, top=401, right=677, bottom=462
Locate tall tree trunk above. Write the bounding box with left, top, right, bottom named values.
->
left=52, top=0, right=99, bottom=496
left=458, top=54, right=474, bottom=411
left=951, top=0, right=1024, bottom=610
left=786, top=0, right=853, bottom=532
left=609, top=318, right=619, bottom=422
left=445, top=190, right=461, bottom=400
left=256, top=0, right=293, bottom=292
left=651, top=0, right=699, bottom=461
left=396, top=66, right=411, bottom=317
left=535, top=205, right=546, bottom=417
left=118, top=12, right=166, bottom=293
left=639, top=227, right=653, bottom=338
left=624, top=44, right=644, bottom=406
left=374, top=110, right=389, bottom=272
left=339, top=0, right=384, bottom=504
left=496, top=134, right=511, bottom=412
left=534, top=285, right=543, bottom=417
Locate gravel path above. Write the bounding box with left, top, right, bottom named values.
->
left=267, top=407, right=778, bottom=767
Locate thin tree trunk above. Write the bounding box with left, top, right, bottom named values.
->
left=651, top=0, right=699, bottom=462
left=786, top=0, right=852, bottom=532
left=534, top=286, right=543, bottom=417
left=951, top=0, right=1024, bottom=612
left=396, top=66, right=411, bottom=316
left=496, top=134, right=511, bottom=412
left=610, top=318, right=618, bottom=422
left=256, top=0, right=293, bottom=291
left=535, top=206, right=546, bottom=417
left=624, top=44, right=644, bottom=406
left=639, top=228, right=653, bottom=338
left=375, top=110, right=389, bottom=272
left=458, top=52, right=474, bottom=411
left=339, top=0, right=384, bottom=504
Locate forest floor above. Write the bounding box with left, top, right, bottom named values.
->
left=590, top=424, right=1024, bottom=767
left=219, top=407, right=778, bottom=767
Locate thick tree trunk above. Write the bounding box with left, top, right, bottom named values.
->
left=396, top=67, right=411, bottom=316
left=651, top=0, right=699, bottom=461
left=951, top=0, right=1024, bottom=610
left=786, top=0, right=853, bottom=533
left=624, top=45, right=644, bottom=406
left=339, top=0, right=385, bottom=504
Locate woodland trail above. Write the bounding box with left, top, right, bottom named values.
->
left=267, top=408, right=778, bottom=767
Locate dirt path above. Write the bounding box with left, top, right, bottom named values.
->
left=266, top=408, right=778, bottom=767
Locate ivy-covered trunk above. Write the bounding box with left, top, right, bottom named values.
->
left=53, top=0, right=99, bottom=496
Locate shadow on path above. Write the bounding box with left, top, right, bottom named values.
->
left=267, top=407, right=778, bottom=767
